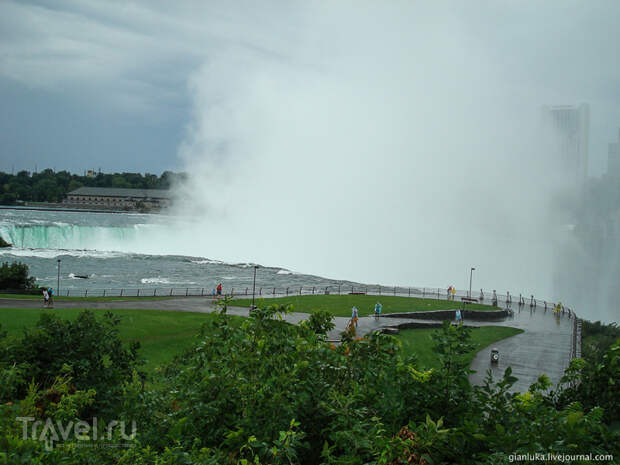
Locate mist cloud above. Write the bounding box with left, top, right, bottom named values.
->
left=2, top=1, right=620, bottom=320
left=175, top=1, right=610, bottom=306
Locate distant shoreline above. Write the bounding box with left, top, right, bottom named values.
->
left=0, top=205, right=146, bottom=215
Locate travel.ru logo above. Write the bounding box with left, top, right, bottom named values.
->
left=16, top=416, right=137, bottom=451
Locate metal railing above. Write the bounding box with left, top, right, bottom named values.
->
left=0, top=285, right=576, bottom=314
left=3, top=282, right=579, bottom=362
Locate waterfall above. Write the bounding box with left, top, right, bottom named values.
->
left=0, top=223, right=144, bottom=251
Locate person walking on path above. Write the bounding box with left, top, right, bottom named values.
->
left=47, top=287, right=54, bottom=308
left=42, top=288, right=49, bottom=308
left=374, top=302, right=382, bottom=318
left=450, top=286, right=456, bottom=300
left=216, top=283, right=223, bottom=297
left=351, top=306, right=359, bottom=327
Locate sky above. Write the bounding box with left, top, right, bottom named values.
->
left=1, top=0, right=619, bottom=176
left=1, top=1, right=620, bottom=320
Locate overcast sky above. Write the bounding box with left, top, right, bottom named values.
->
left=1, top=0, right=619, bottom=176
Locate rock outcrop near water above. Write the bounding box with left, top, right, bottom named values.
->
left=0, top=236, right=11, bottom=248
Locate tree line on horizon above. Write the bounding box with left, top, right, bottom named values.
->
left=0, top=169, right=187, bottom=205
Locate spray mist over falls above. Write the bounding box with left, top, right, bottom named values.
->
left=157, top=2, right=614, bottom=322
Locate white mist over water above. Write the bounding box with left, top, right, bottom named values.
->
left=170, top=3, right=575, bottom=305
left=3, top=2, right=618, bottom=320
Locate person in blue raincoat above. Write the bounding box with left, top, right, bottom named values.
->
left=374, top=302, right=382, bottom=318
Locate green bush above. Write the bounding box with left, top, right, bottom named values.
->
left=3, top=311, right=142, bottom=418
left=0, top=261, right=35, bottom=290
left=0, top=306, right=617, bottom=464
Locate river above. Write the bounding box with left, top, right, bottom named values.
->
left=0, top=208, right=364, bottom=294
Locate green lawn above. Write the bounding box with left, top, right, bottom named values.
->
left=396, top=326, right=523, bottom=369
left=234, top=294, right=498, bottom=317
left=0, top=293, right=178, bottom=301
left=0, top=308, right=230, bottom=372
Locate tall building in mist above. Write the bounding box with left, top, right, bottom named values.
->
left=607, top=128, right=620, bottom=177
left=542, top=103, right=590, bottom=187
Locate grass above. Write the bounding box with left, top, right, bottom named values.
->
left=0, top=293, right=178, bottom=301
left=233, top=294, right=498, bottom=318
left=0, top=308, right=232, bottom=372
left=396, top=326, right=524, bottom=369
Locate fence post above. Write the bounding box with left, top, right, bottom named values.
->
left=338, top=285, right=341, bottom=295
left=137, top=289, right=140, bottom=297
left=154, top=289, right=157, bottom=297
left=231, top=287, right=234, bottom=296
left=259, top=287, right=262, bottom=296
left=286, top=287, right=289, bottom=296
left=85, top=289, right=88, bottom=298
left=273, top=287, right=275, bottom=296
left=393, top=287, right=396, bottom=296
left=409, top=287, right=411, bottom=297
left=120, top=288, right=123, bottom=297
left=170, top=288, right=173, bottom=296
left=103, top=289, right=106, bottom=297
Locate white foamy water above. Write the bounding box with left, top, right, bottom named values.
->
left=0, top=209, right=360, bottom=293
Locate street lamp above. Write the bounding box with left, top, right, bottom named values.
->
left=57, top=259, right=61, bottom=295
left=469, top=267, right=475, bottom=298
left=251, top=265, right=259, bottom=310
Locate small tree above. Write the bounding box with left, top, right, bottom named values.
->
left=8, top=311, right=141, bottom=418
left=0, top=261, right=35, bottom=290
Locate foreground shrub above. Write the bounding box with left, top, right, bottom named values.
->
left=0, top=261, right=35, bottom=290
left=1, top=311, right=141, bottom=418
left=0, top=306, right=617, bottom=464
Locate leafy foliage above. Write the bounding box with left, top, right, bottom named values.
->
left=0, top=307, right=617, bottom=464
left=1, top=311, right=141, bottom=418
left=304, top=309, right=336, bottom=336
left=581, top=320, right=620, bottom=364
left=0, top=261, right=35, bottom=290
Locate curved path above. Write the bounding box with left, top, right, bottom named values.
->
left=0, top=297, right=573, bottom=392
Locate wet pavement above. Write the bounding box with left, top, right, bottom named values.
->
left=465, top=307, right=573, bottom=392
left=0, top=296, right=574, bottom=393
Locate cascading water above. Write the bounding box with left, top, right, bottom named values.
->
left=0, top=208, right=362, bottom=293
left=1, top=223, right=144, bottom=251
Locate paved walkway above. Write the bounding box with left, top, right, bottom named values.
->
left=0, top=297, right=574, bottom=392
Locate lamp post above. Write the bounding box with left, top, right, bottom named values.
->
left=251, top=265, right=258, bottom=310
left=469, top=267, right=475, bottom=298
left=57, top=259, right=61, bottom=295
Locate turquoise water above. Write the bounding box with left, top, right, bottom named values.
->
left=0, top=208, right=362, bottom=293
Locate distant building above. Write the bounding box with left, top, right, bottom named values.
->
left=64, top=187, right=172, bottom=210
left=607, top=128, right=620, bottom=177
left=542, top=103, right=590, bottom=187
